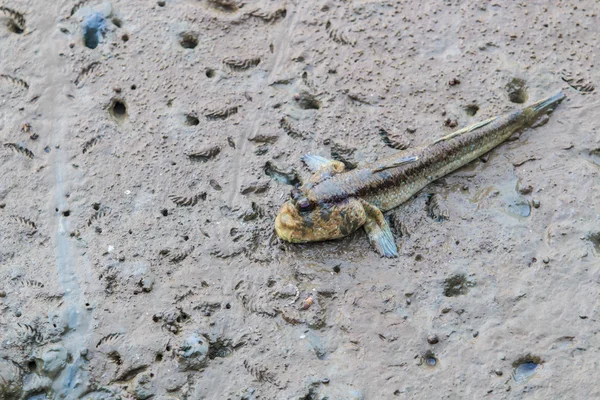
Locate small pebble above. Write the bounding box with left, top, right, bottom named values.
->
left=441, top=307, right=452, bottom=314
left=532, top=199, right=540, bottom=208
left=301, top=297, right=313, bottom=310
left=444, top=118, right=458, bottom=128
left=427, top=334, right=439, bottom=345
left=322, top=378, right=330, bottom=384
left=543, top=257, right=550, bottom=264
left=15, top=311, right=21, bottom=317
left=449, top=78, right=461, bottom=86
left=495, top=369, right=503, bottom=376
left=0, top=290, right=5, bottom=298
left=473, top=331, right=479, bottom=338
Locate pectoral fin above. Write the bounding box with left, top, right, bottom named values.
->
left=301, top=154, right=346, bottom=184
left=360, top=199, right=398, bottom=257
left=431, top=116, right=498, bottom=145
left=302, top=154, right=338, bottom=172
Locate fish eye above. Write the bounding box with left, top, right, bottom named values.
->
left=297, top=197, right=312, bottom=212
left=291, top=188, right=302, bottom=201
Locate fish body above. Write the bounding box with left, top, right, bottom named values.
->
left=275, top=93, right=565, bottom=257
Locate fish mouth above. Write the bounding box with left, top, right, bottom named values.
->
left=275, top=201, right=305, bottom=243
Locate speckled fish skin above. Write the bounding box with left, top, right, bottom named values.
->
left=309, top=93, right=565, bottom=211
left=275, top=92, right=565, bottom=253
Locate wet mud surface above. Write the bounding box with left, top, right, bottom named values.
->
left=0, top=0, right=599, bottom=399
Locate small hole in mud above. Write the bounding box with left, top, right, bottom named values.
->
left=92, top=203, right=100, bottom=211
left=421, top=351, right=438, bottom=368
left=121, top=33, right=129, bottom=42
left=506, top=78, right=528, bottom=104
left=415, top=254, right=423, bottom=261
left=157, top=0, right=165, bottom=6
left=161, top=209, right=168, bottom=217
left=85, top=303, right=90, bottom=307
left=512, top=355, right=542, bottom=383
left=465, top=104, right=479, bottom=116
left=183, top=235, right=189, bottom=241
left=131, top=84, right=137, bottom=90
left=225, top=303, right=231, bottom=309
left=155, top=353, right=163, bottom=362
left=62, top=210, right=70, bottom=217
left=185, top=114, right=200, bottom=126
left=166, top=345, right=172, bottom=351
left=333, top=265, right=341, bottom=273
left=109, top=100, right=127, bottom=121
left=53, top=324, right=57, bottom=328
left=179, top=31, right=199, bottom=49
left=27, top=360, right=37, bottom=372
left=111, top=18, right=122, bottom=28
left=206, top=69, right=215, bottom=78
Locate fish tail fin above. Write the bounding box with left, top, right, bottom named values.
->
left=530, top=92, right=566, bottom=115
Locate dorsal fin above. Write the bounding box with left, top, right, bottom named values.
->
left=371, top=155, right=418, bottom=173
left=431, top=116, right=499, bottom=145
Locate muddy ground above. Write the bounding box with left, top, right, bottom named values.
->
left=0, top=0, right=599, bottom=399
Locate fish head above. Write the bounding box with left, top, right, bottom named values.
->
left=275, top=189, right=367, bottom=243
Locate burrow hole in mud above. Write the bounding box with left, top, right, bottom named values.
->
left=185, top=113, right=200, bottom=126
left=121, top=33, right=129, bottom=42
left=109, top=99, right=128, bottom=121
left=6, top=20, right=23, bottom=34
left=443, top=274, right=473, bottom=297
left=157, top=0, right=166, bottom=6
left=62, top=210, right=71, bottom=217
left=155, top=353, right=163, bottom=362
left=465, top=104, right=479, bottom=116
left=206, top=69, right=216, bottom=78
left=506, top=78, right=528, bottom=104
left=333, top=264, right=341, bottom=273
left=179, top=31, right=199, bottom=49
left=27, top=360, right=38, bottom=372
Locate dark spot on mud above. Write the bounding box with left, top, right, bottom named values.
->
left=108, top=351, right=123, bottom=365
left=293, top=91, right=321, bottom=110
left=62, top=210, right=70, bottom=217
left=443, top=274, right=473, bottom=297
left=333, top=265, right=341, bottom=273
left=185, top=114, right=200, bottom=126
left=109, top=99, right=127, bottom=121
left=465, top=104, right=479, bottom=116
left=587, top=232, right=600, bottom=254
left=121, top=33, right=129, bottom=42
left=206, top=69, right=215, bottom=78
left=161, top=209, right=168, bottom=217
left=506, top=78, right=528, bottom=104
left=158, top=0, right=165, bottom=6
left=264, top=161, right=300, bottom=186
left=512, top=355, right=542, bottom=383
left=179, top=31, right=199, bottom=49
left=156, top=353, right=163, bottom=362
left=111, top=17, right=122, bottom=28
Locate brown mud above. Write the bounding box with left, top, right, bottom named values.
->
left=0, top=1, right=598, bottom=399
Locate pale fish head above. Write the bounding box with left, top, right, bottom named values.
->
left=275, top=189, right=367, bottom=243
